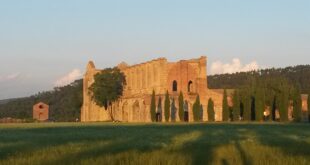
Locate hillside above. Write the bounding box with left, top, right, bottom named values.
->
left=208, top=65, right=310, bottom=93
left=0, top=79, right=83, bottom=122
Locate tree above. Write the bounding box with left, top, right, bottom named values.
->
left=278, top=80, right=290, bottom=122
left=207, top=98, right=215, bottom=121
left=164, top=91, right=170, bottom=122
left=157, top=97, right=162, bottom=122
left=193, top=95, right=201, bottom=121
left=240, top=88, right=252, bottom=121
left=89, top=67, right=126, bottom=121
left=254, top=88, right=264, bottom=121
left=222, top=89, right=229, bottom=121
left=178, top=91, right=184, bottom=121
left=308, top=93, right=310, bottom=122
left=232, top=90, right=240, bottom=121
left=171, top=98, right=176, bottom=122
left=150, top=90, right=156, bottom=122
left=292, top=87, right=302, bottom=122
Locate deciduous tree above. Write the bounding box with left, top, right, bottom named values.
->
left=89, top=67, right=126, bottom=121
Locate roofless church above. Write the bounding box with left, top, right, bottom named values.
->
left=81, top=56, right=225, bottom=122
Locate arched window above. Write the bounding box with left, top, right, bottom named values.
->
left=188, top=81, right=193, bottom=92
left=172, top=80, right=178, bottom=92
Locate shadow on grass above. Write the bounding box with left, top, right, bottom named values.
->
left=0, top=123, right=309, bottom=164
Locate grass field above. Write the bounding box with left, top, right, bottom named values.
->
left=0, top=122, right=309, bottom=165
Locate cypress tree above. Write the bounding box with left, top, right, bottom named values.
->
left=150, top=90, right=156, bottom=122
left=164, top=91, right=170, bottom=122
left=308, top=93, right=310, bottom=122
left=178, top=91, right=184, bottom=121
left=193, top=95, right=201, bottom=121
left=222, top=89, right=229, bottom=121
left=232, top=90, right=240, bottom=121
left=171, top=98, right=176, bottom=122
left=240, top=87, right=252, bottom=121
left=293, top=87, right=302, bottom=122
left=255, top=88, right=264, bottom=121
left=278, top=83, right=289, bottom=122
left=157, top=97, right=162, bottom=122
left=200, top=104, right=204, bottom=121
left=207, top=98, right=215, bottom=121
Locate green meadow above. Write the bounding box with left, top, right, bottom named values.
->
left=0, top=122, right=309, bottom=165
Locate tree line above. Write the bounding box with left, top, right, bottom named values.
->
left=150, top=90, right=215, bottom=122
left=0, top=79, right=83, bottom=122
left=221, top=75, right=309, bottom=122
left=208, top=65, right=310, bottom=94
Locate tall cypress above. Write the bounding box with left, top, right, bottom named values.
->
left=178, top=91, right=184, bottom=121
left=207, top=98, right=215, bottom=121
left=293, top=87, right=302, bottom=122
left=171, top=98, right=176, bottom=122
left=308, top=93, right=310, bottom=122
left=157, top=97, right=162, bottom=122
left=278, top=85, right=289, bottom=122
left=232, top=90, right=240, bottom=121
left=193, top=95, right=201, bottom=121
left=150, top=90, right=156, bottom=122
left=255, top=88, right=264, bottom=121
left=164, top=91, right=170, bottom=122
left=222, top=89, right=229, bottom=121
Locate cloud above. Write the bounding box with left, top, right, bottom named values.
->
left=0, top=72, right=21, bottom=82
left=54, top=69, right=82, bottom=87
left=210, top=58, right=260, bottom=75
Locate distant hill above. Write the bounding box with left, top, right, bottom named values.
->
left=0, top=79, right=83, bottom=122
left=208, top=65, right=310, bottom=93
left=0, top=98, right=19, bottom=105
left=1, top=65, right=310, bottom=121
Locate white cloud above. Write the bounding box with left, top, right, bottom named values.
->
left=54, top=69, right=82, bottom=87
left=210, top=58, right=260, bottom=75
left=0, top=72, right=21, bottom=82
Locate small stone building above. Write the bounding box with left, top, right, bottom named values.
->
left=33, top=102, right=49, bottom=121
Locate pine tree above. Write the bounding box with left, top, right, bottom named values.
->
left=222, top=89, right=229, bottom=121
left=193, top=95, right=201, bottom=121
left=150, top=90, right=156, bottom=122
left=207, top=98, right=215, bottom=121
left=178, top=91, right=184, bottom=121
left=164, top=91, right=170, bottom=122
left=293, top=87, right=302, bottom=122
left=232, top=90, right=240, bottom=121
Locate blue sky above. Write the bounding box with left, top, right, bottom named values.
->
left=0, top=0, right=310, bottom=99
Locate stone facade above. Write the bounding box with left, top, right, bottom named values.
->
left=33, top=102, right=49, bottom=121
left=81, top=56, right=224, bottom=122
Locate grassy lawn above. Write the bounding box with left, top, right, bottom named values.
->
left=0, top=122, right=309, bottom=165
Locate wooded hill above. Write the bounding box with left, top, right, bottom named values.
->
left=208, top=65, right=310, bottom=93
left=0, top=79, right=82, bottom=122
left=0, top=65, right=310, bottom=121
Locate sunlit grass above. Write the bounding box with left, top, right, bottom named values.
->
left=0, top=122, right=309, bottom=165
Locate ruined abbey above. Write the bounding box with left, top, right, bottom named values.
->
left=81, top=56, right=225, bottom=122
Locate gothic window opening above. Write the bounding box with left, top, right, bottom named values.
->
left=188, top=81, right=193, bottom=92
left=172, top=80, right=178, bottom=92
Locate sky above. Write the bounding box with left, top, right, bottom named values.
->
left=0, top=0, right=310, bottom=99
